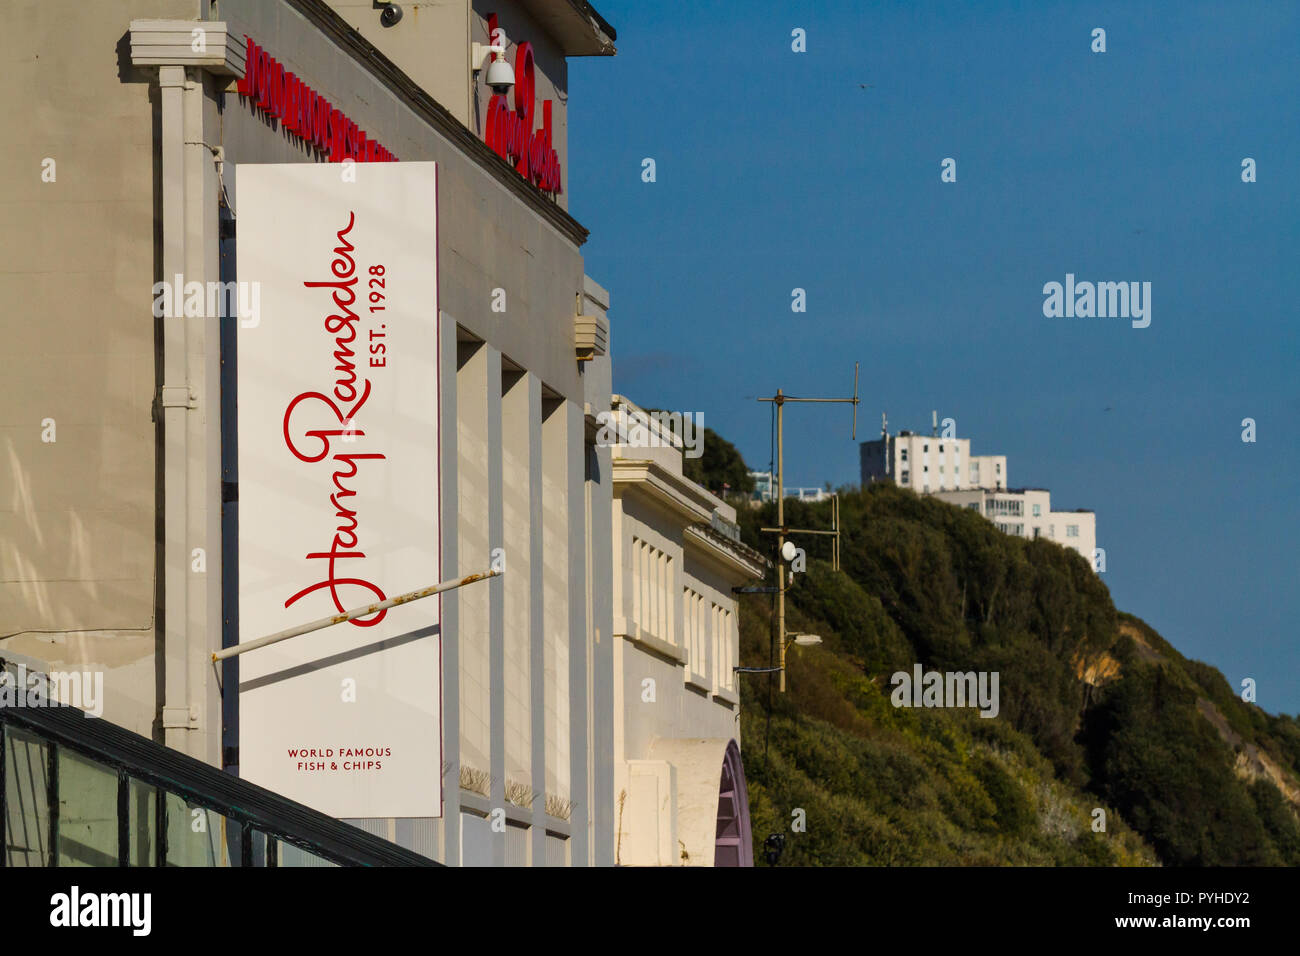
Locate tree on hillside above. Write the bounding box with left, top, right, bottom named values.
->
left=683, top=427, right=754, bottom=497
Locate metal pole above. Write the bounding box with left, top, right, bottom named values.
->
left=776, top=389, right=786, bottom=693
left=832, top=494, right=838, bottom=571
left=754, top=364, right=858, bottom=692
left=212, top=569, right=501, bottom=662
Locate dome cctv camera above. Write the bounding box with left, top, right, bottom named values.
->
left=485, top=55, right=515, bottom=95
left=472, top=39, right=515, bottom=94
left=380, top=3, right=402, bottom=27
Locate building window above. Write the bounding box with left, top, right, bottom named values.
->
left=900, top=448, right=908, bottom=462
left=632, top=536, right=673, bottom=644
left=995, top=463, right=1001, bottom=474
left=900, top=470, right=909, bottom=483
left=58, top=749, right=121, bottom=866
left=1067, top=525, right=1079, bottom=537
left=4, top=727, right=51, bottom=867
left=1049, top=525, right=1055, bottom=538
left=1033, top=527, right=1041, bottom=538
left=683, top=588, right=709, bottom=683
left=1032, top=504, right=1041, bottom=517
left=985, top=498, right=1024, bottom=517
left=712, top=606, right=733, bottom=697
left=923, top=444, right=929, bottom=452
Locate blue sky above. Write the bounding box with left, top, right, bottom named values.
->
left=568, top=0, right=1300, bottom=714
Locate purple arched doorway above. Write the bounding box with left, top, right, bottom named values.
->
left=713, top=739, right=753, bottom=867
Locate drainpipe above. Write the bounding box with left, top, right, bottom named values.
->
left=131, top=21, right=245, bottom=762
left=157, top=64, right=196, bottom=753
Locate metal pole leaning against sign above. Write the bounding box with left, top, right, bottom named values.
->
left=213, top=569, right=502, bottom=663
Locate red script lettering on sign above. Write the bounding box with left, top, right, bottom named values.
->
left=282, top=212, right=390, bottom=625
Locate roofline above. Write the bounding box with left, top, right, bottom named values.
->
left=684, top=524, right=768, bottom=581
left=575, top=0, right=616, bottom=41
left=517, top=0, right=617, bottom=56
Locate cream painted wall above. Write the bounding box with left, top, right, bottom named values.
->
left=325, top=1, right=472, bottom=124
left=501, top=370, right=536, bottom=792
left=1050, top=509, right=1096, bottom=568
left=968, top=455, right=1008, bottom=490
left=325, top=1, right=574, bottom=208
left=456, top=339, right=493, bottom=779
left=470, top=1, right=570, bottom=209
left=609, top=425, right=760, bottom=865
left=3, top=0, right=616, bottom=865
left=0, top=0, right=198, bottom=739
left=541, top=399, right=571, bottom=804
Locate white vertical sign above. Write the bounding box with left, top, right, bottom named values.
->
left=236, top=162, right=441, bottom=819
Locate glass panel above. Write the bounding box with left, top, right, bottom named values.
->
left=248, top=828, right=270, bottom=867
left=277, top=839, right=339, bottom=867
left=127, top=778, right=156, bottom=867
left=56, top=749, right=119, bottom=867
left=164, top=792, right=237, bottom=866
left=4, top=727, right=51, bottom=867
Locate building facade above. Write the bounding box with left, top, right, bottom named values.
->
left=861, top=422, right=1097, bottom=568
left=608, top=397, right=764, bottom=866
left=931, top=488, right=1098, bottom=567
left=860, top=430, right=1007, bottom=493
left=749, top=470, right=832, bottom=504
left=2, top=0, right=756, bottom=867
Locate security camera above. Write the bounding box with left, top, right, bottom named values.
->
left=380, top=3, right=402, bottom=27
left=472, top=42, right=515, bottom=94
left=485, top=54, right=515, bottom=94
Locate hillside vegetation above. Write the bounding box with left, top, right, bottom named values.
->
left=734, top=482, right=1300, bottom=866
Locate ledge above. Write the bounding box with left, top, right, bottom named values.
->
left=612, top=457, right=716, bottom=526
left=129, top=20, right=247, bottom=74
left=615, top=618, right=686, bottom=666
left=683, top=523, right=768, bottom=581
left=685, top=672, right=712, bottom=695
left=502, top=802, right=534, bottom=827
left=459, top=790, right=492, bottom=816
